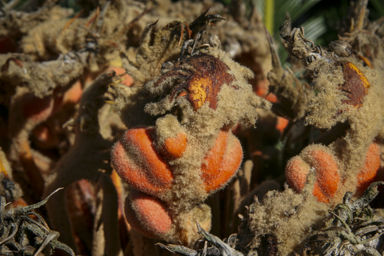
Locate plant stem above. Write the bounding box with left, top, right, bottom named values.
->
left=264, top=0, right=275, bottom=36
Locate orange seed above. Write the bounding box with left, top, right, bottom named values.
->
left=202, top=131, right=243, bottom=193
left=111, top=128, right=174, bottom=196
left=286, top=145, right=340, bottom=203
left=124, top=190, right=172, bottom=238
left=356, top=142, right=381, bottom=194
left=161, top=132, right=187, bottom=159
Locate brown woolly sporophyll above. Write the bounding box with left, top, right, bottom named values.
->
left=0, top=53, right=86, bottom=102
left=44, top=72, right=123, bottom=256
left=240, top=180, right=384, bottom=256
left=266, top=31, right=314, bottom=122
left=18, top=1, right=147, bottom=62
left=8, top=88, right=54, bottom=198
left=3, top=50, right=92, bottom=199
left=247, top=13, right=384, bottom=254
left=0, top=4, right=72, bottom=54
left=235, top=171, right=329, bottom=256
left=109, top=13, right=271, bottom=248
left=271, top=15, right=384, bottom=204
left=302, top=57, right=384, bottom=201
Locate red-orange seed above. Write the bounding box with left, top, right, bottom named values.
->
left=285, top=146, right=340, bottom=203
left=111, top=128, right=174, bottom=196
left=203, top=134, right=243, bottom=192
left=312, top=183, right=329, bottom=203
left=124, top=190, right=172, bottom=238
left=201, top=131, right=242, bottom=192
left=201, top=131, right=229, bottom=181
left=308, top=149, right=340, bottom=198
left=161, top=133, right=187, bottom=159
left=286, top=156, right=310, bottom=192
left=356, top=143, right=381, bottom=194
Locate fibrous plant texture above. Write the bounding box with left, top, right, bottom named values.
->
left=0, top=0, right=272, bottom=254
left=109, top=11, right=271, bottom=251
left=282, top=18, right=384, bottom=205
left=43, top=72, right=123, bottom=256
left=236, top=1, right=384, bottom=254
left=1, top=0, right=384, bottom=256
left=308, top=181, right=384, bottom=256
left=153, top=1, right=384, bottom=255
left=0, top=187, right=74, bottom=256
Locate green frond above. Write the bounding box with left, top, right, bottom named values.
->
left=302, top=16, right=327, bottom=43
left=370, top=0, right=384, bottom=17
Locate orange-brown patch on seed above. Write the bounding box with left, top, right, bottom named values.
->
left=338, top=61, right=370, bottom=107
left=156, top=54, right=235, bottom=111
left=286, top=156, right=330, bottom=203
left=254, top=78, right=278, bottom=103
left=188, top=77, right=211, bottom=109
left=204, top=136, right=242, bottom=192
left=111, top=170, right=124, bottom=218
left=10, top=197, right=29, bottom=208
